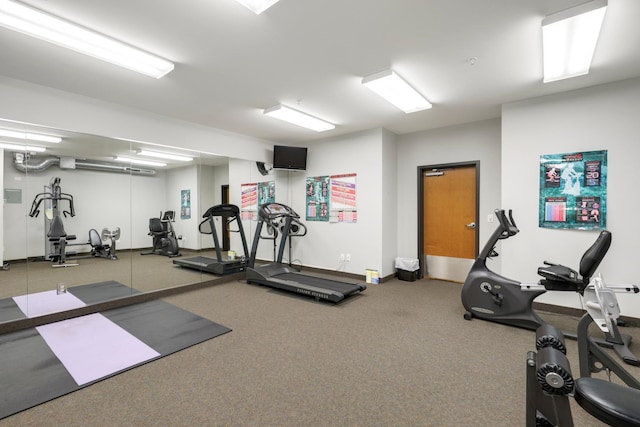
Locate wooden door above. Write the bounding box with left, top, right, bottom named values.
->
left=422, top=165, right=477, bottom=281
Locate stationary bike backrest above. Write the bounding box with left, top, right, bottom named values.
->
left=148, top=218, right=167, bottom=235
left=579, top=230, right=612, bottom=283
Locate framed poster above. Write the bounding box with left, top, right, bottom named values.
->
left=330, top=173, right=357, bottom=223
left=539, top=150, right=607, bottom=230
left=180, top=189, right=191, bottom=219
left=305, top=176, right=330, bottom=222
left=241, top=183, right=258, bottom=220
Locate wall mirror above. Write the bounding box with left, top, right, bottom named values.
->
left=0, top=118, right=237, bottom=323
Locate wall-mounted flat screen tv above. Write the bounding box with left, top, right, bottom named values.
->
left=273, top=145, right=308, bottom=170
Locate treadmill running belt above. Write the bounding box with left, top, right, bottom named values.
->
left=276, top=272, right=362, bottom=295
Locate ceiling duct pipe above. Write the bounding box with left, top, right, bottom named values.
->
left=12, top=153, right=156, bottom=176
left=73, top=159, right=156, bottom=176
left=12, top=153, right=59, bottom=173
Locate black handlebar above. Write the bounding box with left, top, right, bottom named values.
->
left=495, top=209, right=519, bottom=237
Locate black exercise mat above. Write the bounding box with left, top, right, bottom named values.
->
left=0, top=282, right=231, bottom=420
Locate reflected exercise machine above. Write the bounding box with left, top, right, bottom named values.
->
left=173, top=204, right=249, bottom=275
left=29, top=177, right=121, bottom=266
left=29, top=177, right=78, bottom=267
left=142, top=210, right=181, bottom=258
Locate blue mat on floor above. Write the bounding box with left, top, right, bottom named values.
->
left=0, top=281, right=231, bottom=420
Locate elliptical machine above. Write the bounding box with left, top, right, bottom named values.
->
left=141, top=210, right=181, bottom=258
left=461, top=209, right=640, bottom=366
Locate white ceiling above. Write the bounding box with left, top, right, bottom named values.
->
left=1, top=0, right=640, bottom=147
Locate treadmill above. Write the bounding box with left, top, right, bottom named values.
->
left=245, top=202, right=366, bottom=303
left=173, top=204, right=249, bottom=275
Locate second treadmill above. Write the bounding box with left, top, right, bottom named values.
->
left=245, top=202, right=366, bottom=303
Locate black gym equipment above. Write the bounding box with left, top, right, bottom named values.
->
left=173, top=204, right=249, bottom=275
left=89, top=228, right=120, bottom=260
left=526, top=318, right=640, bottom=426
left=141, top=210, right=181, bottom=258
left=461, top=209, right=640, bottom=366
left=29, top=177, right=78, bottom=267
left=245, top=202, right=366, bottom=303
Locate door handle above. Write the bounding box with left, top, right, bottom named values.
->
left=465, top=222, right=476, bottom=229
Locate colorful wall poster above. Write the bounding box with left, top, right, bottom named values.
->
left=539, top=150, right=607, bottom=230
left=240, top=182, right=258, bottom=220
left=330, top=173, right=357, bottom=223
left=258, top=181, right=275, bottom=207
left=306, top=176, right=330, bottom=221
left=180, top=189, right=191, bottom=219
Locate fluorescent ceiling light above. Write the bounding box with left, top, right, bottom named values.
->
left=0, top=128, right=61, bottom=143
left=362, top=70, right=432, bottom=113
left=542, top=0, right=608, bottom=83
left=0, top=141, right=46, bottom=152
left=137, top=149, right=193, bottom=162
left=264, top=104, right=335, bottom=132
left=233, top=0, right=281, bottom=14
left=114, top=156, right=166, bottom=167
left=0, top=0, right=174, bottom=78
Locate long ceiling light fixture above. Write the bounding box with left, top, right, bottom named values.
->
left=362, top=69, right=432, bottom=113
left=264, top=104, right=335, bottom=132
left=0, top=141, right=46, bottom=152
left=542, top=0, right=608, bottom=83
left=0, top=128, right=62, bottom=143
left=137, top=150, right=193, bottom=162
left=0, top=0, right=175, bottom=78
left=233, top=0, right=281, bottom=15
left=114, top=156, right=166, bottom=167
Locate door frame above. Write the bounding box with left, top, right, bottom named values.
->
left=417, top=161, right=480, bottom=278
left=221, top=184, right=230, bottom=251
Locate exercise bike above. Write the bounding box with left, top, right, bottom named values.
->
left=141, top=210, right=181, bottom=258
left=461, top=209, right=640, bottom=366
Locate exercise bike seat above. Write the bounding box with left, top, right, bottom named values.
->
left=537, top=230, right=612, bottom=293
left=574, top=377, right=640, bottom=427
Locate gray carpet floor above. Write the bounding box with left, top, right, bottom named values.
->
left=1, top=276, right=639, bottom=426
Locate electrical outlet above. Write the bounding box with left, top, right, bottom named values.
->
left=340, top=253, right=345, bottom=261
left=487, top=213, right=494, bottom=223
left=346, top=253, right=351, bottom=262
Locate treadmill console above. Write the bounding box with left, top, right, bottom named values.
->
left=260, top=203, right=299, bottom=219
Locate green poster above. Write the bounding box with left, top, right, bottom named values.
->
left=305, top=176, right=330, bottom=222
left=539, top=150, right=607, bottom=230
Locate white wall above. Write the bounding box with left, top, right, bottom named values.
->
left=381, top=129, right=398, bottom=276
left=0, top=76, right=273, bottom=163
left=396, top=119, right=502, bottom=269
left=288, top=129, right=387, bottom=276
left=0, top=150, right=3, bottom=263
left=502, top=77, right=640, bottom=318
left=166, top=165, right=199, bottom=250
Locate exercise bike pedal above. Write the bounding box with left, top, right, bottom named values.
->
left=492, top=292, right=504, bottom=307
